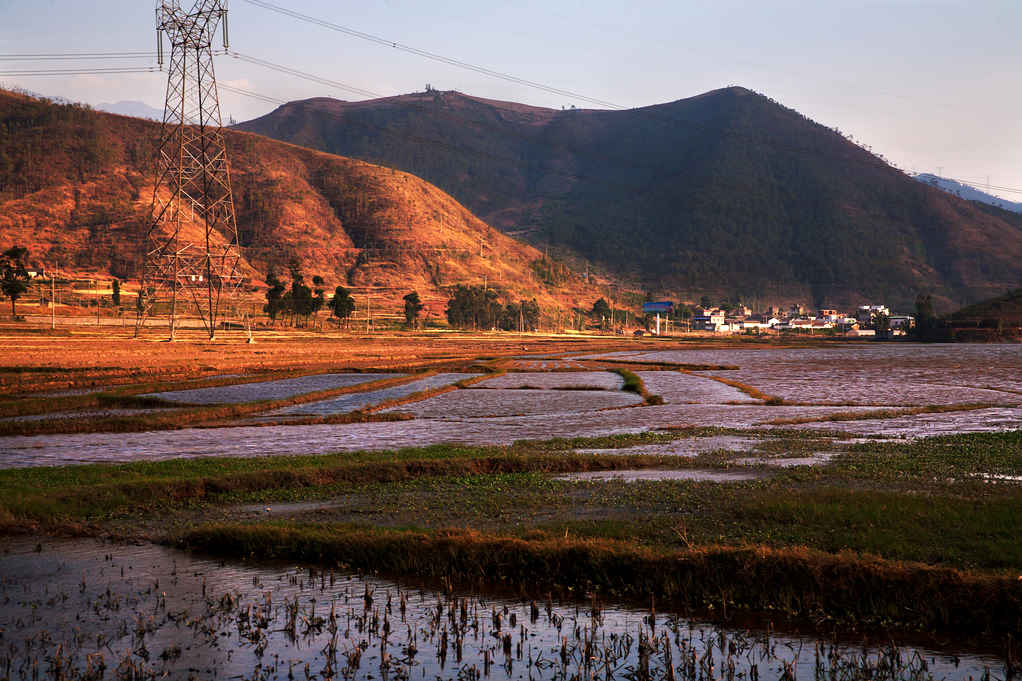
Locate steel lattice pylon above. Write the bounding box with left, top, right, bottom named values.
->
left=137, top=0, right=242, bottom=340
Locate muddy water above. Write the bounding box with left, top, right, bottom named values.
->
left=0, top=538, right=1004, bottom=680
left=2, top=346, right=1020, bottom=468
left=142, top=373, right=398, bottom=405
left=384, top=388, right=644, bottom=418
left=556, top=469, right=759, bottom=482
left=636, top=371, right=758, bottom=403
left=479, top=371, right=624, bottom=390
left=266, top=373, right=476, bottom=417
left=597, top=345, right=1022, bottom=406
left=0, top=404, right=880, bottom=468
left=784, top=406, right=1022, bottom=437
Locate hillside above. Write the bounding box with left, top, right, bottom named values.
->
left=0, top=88, right=591, bottom=316
left=238, top=87, right=1022, bottom=312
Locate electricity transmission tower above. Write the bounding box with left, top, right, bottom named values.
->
left=137, top=0, right=242, bottom=340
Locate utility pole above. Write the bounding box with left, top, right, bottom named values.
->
left=137, top=0, right=243, bottom=341
left=49, top=266, right=55, bottom=331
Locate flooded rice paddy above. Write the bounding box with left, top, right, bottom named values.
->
left=0, top=345, right=1018, bottom=467
left=477, top=371, right=624, bottom=391
left=0, top=537, right=1006, bottom=681
left=603, top=345, right=1022, bottom=406
left=143, top=373, right=398, bottom=405
left=265, top=373, right=477, bottom=418
left=383, top=388, right=644, bottom=418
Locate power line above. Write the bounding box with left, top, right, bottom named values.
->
left=227, top=51, right=382, bottom=98
left=912, top=172, right=1022, bottom=197
left=239, top=0, right=624, bottom=110
left=219, top=82, right=286, bottom=106
left=0, top=52, right=155, bottom=61
left=0, top=67, right=159, bottom=76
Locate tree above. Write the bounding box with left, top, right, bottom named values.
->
left=699, top=295, right=713, bottom=309
left=288, top=276, right=315, bottom=326
left=111, top=279, right=121, bottom=308
left=403, top=291, right=424, bottom=328
left=0, top=246, right=30, bottom=317
left=914, top=292, right=936, bottom=340
left=263, top=270, right=286, bottom=323
left=446, top=285, right=502, bottom=329
left=330, top=286, right=356, bottom=325
left=522, top=298, right=540, bottom=331
left=871, top=310, right=891, bottom=337
left=591, top=298, right=611, bottom=328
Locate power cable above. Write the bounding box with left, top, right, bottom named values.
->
left=239, top=0, right=624, bottom=110
left=0, top=67, right=159, bottom=76
left=219, top=82, right=286, bottom=106
left=0, top=52, right=155, bottom=61
left=227, top=51, right=382, bottom=98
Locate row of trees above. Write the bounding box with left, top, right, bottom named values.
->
left=263, top=266, right=326, bottom=327
left=445, top=285, right=539, bottom=331
left=263, top=266, right=428, bottom=329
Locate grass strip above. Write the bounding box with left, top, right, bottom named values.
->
left=692, top=373, right=785, bottom=404
left=591, top=358, right=739, bottom=371
left=612, top=368, right=664, bottom=405
left=179, top=523, right=1022, bottom=636
left=0, top=450, right=685, bottom=526
left=764, top=403, right=999, bottom=426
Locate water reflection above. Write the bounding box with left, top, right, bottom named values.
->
left=0, top=538, right=1005, bottom=680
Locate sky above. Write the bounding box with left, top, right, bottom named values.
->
left=1, top=0, right=1020, bottom=199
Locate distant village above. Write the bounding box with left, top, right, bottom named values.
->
left=683, top=303, right=912, bottom=337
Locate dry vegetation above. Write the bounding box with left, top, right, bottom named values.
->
left=0, top=328, right=676, bottom=395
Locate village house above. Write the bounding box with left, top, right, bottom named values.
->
left=856, top=305, right=890, bottom=324
left=692, top=310, right=727, bottom=332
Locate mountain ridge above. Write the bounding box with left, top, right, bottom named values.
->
left=237, top=86, right=1022, bottom=312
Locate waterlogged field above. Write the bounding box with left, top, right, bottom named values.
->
left=1, top=335, right=1021, bottom=677
left=265, top=373, right=476, bottom=418
left=1, top=341, right=1020, bottom=464
left=608, top=344, right=1022, bottom=406
left=0, top=537, right=1007, bottom=681
left=143, top=373, right=397, bottom=405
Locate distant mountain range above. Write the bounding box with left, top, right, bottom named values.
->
left=96, top=100, right=164, bottom=121
left=913, top=174, right=1022, bottom=214
left=237, top=87, right=1022, bottom=311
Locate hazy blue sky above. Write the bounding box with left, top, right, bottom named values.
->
left=2, top=0, right=1020, bottom=198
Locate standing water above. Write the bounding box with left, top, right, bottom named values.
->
left=0, top=538, right=1007, bottom=680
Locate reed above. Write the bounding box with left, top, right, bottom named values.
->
left=180, top=523, right=1022, bottom=636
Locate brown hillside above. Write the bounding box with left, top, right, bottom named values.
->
left=0, top=88, right=593, bottom=315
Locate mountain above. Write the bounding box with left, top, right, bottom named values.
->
left=96, top=100, right=164, bottom=121
left=0, top=88, right=588, bottom=314
left=914, top=174, right=1022, bottom=214
left=237, top=87, right=1022, bottom=312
